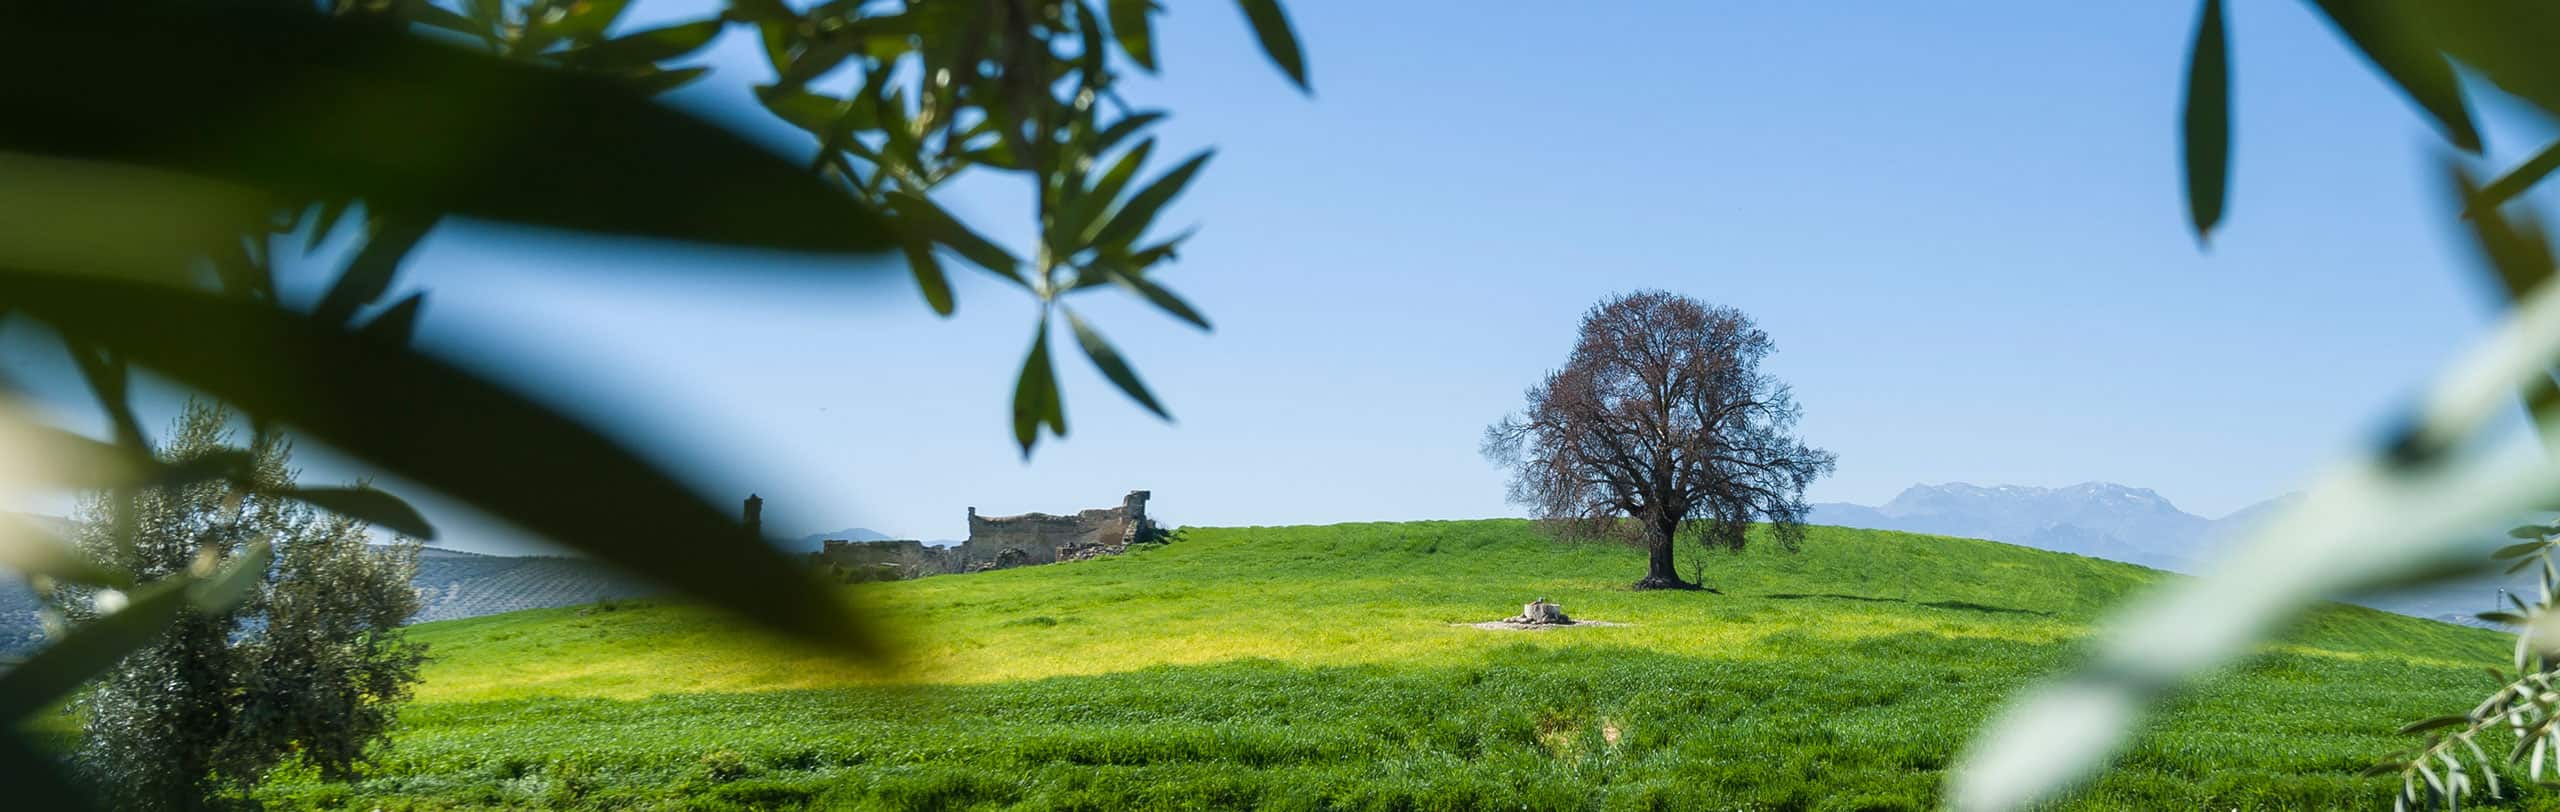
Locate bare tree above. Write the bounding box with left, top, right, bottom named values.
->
left=1484, top=291, right=1835, bottom=590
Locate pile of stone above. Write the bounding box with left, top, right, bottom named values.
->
left=1508, top=598, right=1572, bottom=625
left=1466, top=598, right=1625, bottom=631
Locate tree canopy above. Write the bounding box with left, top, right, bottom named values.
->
left=1485, top=291, right=1833, bottom=590
left=55, top=403, right=425, bottom=809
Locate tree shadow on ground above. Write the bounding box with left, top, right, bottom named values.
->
left=1758, top=592, right=2050, bottom=617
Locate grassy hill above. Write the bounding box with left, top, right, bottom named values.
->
left=241, top=520, right=2510, bottom=810
left=408, top=550, right=658, bottom=624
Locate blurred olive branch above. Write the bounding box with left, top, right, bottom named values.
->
left=2354, top=527, right=2560, bottom=810
left=1955, top=3, right=2560, bottom=810
left=0, top=0, right=1305, bottom=806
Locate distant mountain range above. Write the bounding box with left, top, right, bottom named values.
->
left=1811, top=483, right=2507, bottom=625
left=1809, top=482, right=2257, bottom=572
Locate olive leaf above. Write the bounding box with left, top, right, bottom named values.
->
left=2180, top=0, right=2230, bottom=243
left=0, top=4, right=893, bottom=254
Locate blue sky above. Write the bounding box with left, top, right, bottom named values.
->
left=14, top=2, right=2555, bottom=553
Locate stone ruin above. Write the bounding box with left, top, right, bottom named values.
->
left=808, top=490, right=1158, bottom=581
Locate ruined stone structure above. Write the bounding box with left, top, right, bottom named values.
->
left=811, top=491, right=1157, bottom=580
left=964, top=489, right=1152, bottom=566
left=813, top=539, right=952, bottom=581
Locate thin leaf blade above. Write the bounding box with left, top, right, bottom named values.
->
left=1235, top=0, right=1308, bottom=91
left=2468, top=140, right=2560, bottom=219
left=1011, top=322, right=1064, bottom=455
left=1108, top=0, right=1157, bottom=71
left=1094, top=150, right=1213, bottom=248
left=1108, top=265, right=1210, bottom=330
left=2307, top=0, right=2482, bottom=153
left=0, top=5, right=893, bottom=255
left=2181, top=0, right=2231, bottom=243
left=899, top=234, right=956, bottom=315
left=888, top=191, right=1021, bottom=279
left=1064, top=309, right=1168, bottom=418
left=313, top=216, right=435, bottom=327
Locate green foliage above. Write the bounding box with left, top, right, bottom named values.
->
left=239, top=510, right=429, bottom=782
left=1964, top=5, right=2560, bottom=810
left=204, top=521, right=2508, bottom=809
left=0, top=0, right=1304, bottom=800
left=2368, top=525, right=2560, bottom=810
left=51, top=403, right=425, bottom=809
left=715, top=0, right=1302, bottom=452
left=0, top=2, right=887, bottom=256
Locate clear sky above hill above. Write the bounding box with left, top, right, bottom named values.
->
left=14, top=2, right=2557, bottom=553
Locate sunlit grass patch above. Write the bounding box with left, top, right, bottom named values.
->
left=260, top=520, right=2516, bottom=809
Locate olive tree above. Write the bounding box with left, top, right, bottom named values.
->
left=52, top=402, right=424, bottom=809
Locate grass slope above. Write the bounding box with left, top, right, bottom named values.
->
left=249, top=521, right=2510, bottom=810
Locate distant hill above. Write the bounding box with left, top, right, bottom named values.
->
left=1810, top=482, right=2513, bottom=624
left=407, top=549, right=656, bottom=624
left=780, top=526, right=895, bottom=553
left=1810, top=482, right=2219, bottom=571
left=0, top=545, right=656, bottom=654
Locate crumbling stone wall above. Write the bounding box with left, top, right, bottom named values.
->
left=812, top=539, right=956, bottom=580
left=809, top=490, right=1155, bottom=580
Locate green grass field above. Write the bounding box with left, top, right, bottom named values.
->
left=232, top=520, right=2523, bottom=810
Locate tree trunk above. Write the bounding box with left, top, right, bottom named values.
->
left=1632, top=517, right=1700, bottom=590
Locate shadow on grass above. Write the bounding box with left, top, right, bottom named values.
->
left=1759, top=592, right=2050, bottom=617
